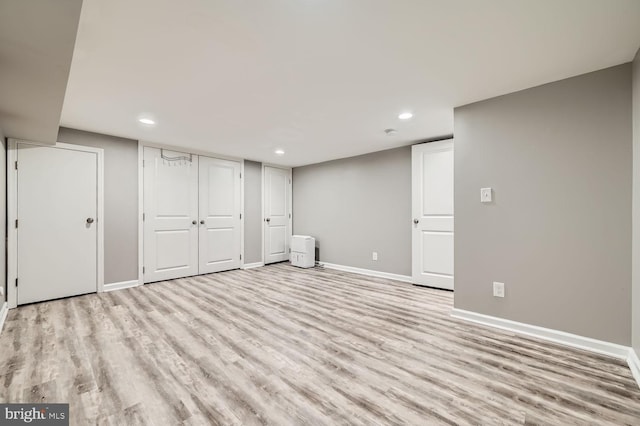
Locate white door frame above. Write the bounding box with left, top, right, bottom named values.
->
left=261, top=163, right=292, bottom=264
left=138, top=141, right=245, bottom=284
left=7, top=139, right=105, bottom=309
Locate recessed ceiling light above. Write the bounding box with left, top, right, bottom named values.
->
left=274, top=149, right=285, bottom=156
left=398, top=112, right=413, bottom=120
left=138, top=117, right=156, bottom=125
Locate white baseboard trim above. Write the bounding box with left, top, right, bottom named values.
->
left=242, top=262, right=264, bottom=270
left=628, top=348, right=640, bottom=389
left=451, top=308, right=630, bottom=360
left=103, top=280, right=140, bottom=292
left=0, top=302, right=7, bottom=334
left=319, top=262, right=413, bottom=284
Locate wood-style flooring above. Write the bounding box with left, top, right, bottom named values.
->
left=1, top=264, right=639, bottom=425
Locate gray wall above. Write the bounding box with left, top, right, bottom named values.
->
left=293, top=147, right=411, bottom=276
left=58, top=127, right=139, bottom=284
left=0, top=130, right=5, bottom=302
left=454, top=64, right=632, bottom=345
left=0, top=0, right=83, bottom=143
left=633, top=49, right=640, bottom=356
left=244, top=161, right=262, bottom=264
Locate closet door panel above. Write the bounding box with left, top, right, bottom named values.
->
left=143, top=148, right=199, bottom=283
left=199, top=156, right=241, bottom=273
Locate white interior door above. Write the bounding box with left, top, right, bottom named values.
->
left=144, top=147, right=199, bottom=283
left=17, top=143, right=100, bottom=305
left=264, top=166, right=291, bottom=264
left=199, top=156, right=242, bottom=273
left=412, top=140, right=454, bottom=290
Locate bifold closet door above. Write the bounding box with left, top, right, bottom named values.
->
left=144, top=147, right=199, bottom=283
left=198, top=156, right=242, bottom=273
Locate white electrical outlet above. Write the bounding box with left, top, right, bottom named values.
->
left=481, top=188, right=492, bottom=203
left=372, top=252, right=378, bottom=261
left=493, top=282, right=505, bottom=298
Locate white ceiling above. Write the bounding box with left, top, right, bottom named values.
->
left=61, top=0, right=640, bottom=167
left=0, top=0, right=82, bottom=143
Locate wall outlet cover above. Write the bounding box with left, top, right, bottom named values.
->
left=372, top=252, right=378, bottom=261
left=481, top=187, right=492, bottom=203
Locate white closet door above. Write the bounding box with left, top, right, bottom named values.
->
left=144, top=147, right=199, bottom=283
left=17, top=144, right=99, bottom=304
left=264, top=166, right=291, bottom=264
left=412, top=140, right=454, bottom=290
left=199, top=156, right=241, bottom=273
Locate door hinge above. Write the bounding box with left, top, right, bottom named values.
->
left=240, top=254, right=242, bottom=260
left=142, top=160, right=145, bottom=167
left=239, top=213, right=242, bottom=219
left=288, top=248, right=291, bottom=253
left=143, top=213, right=145, bottom=221
left=14, top=161, right=18, bottom=170
left=240, top=172, right=242, bottom=178
left=15, top=219, right=18, bottom=228
left=289, top=178, right=291, bottom=184
left=15, top=278, right=18, bottom=287
left=143, top=266, right=145, bottom=274
left=289, top=213, right=291, bottom=219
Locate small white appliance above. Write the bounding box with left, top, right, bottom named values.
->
left=290, top=235, right=315, bottom=268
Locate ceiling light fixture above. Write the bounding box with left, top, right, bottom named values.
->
left=274, top=149, right=285, bottom=156
left=384, top=128, right=397, bottom=136
left=138, top=117, right=156, bottom=125
left=398, top=112, right=413, bottom=120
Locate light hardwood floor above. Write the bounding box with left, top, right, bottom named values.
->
left=1, top=264, right=639, bottom=425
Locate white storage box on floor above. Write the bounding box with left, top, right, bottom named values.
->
left=290, top=235, right=315, bottom=268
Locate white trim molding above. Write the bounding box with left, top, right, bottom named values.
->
left=241, top=262, right=264, bottom=270
left=103, top=280, right=140, bottom=293
left=628, top=348, right=640, bottom=389
left=451, top=308, right=630, bottom=360
left=319, top=262, right=413, bottom=284
left=0, top=302, right=8, bottom=333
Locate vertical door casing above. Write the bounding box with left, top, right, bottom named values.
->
left=143, top=147, right=199, bottom=283
left=198, top=156, right=242, bottom=273
left=412, top=140, right=454, bottom=290
left=264, top=166, right=292, bottom=264
left=17, top=143, right=99, bottom=304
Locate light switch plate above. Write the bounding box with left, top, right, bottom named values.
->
left=481, top=188, right=492, bottom=203
left=493, top=282, right=505, bottom=298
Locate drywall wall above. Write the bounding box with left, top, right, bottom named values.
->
left=0, top=0, right=82, bottom=143
left=454, top=64, right=632, bottom=345
left=293, top=147, right=411, bottom=276
left=244, top=161, right=262, bottom=264
left=633, top=49, right=640, bottom=357
left=58, top=127, right=139, bottom=284
left=0, top=129, right=5, bottom=302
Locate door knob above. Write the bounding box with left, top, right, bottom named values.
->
left=200, top=220, right=205, bottom=225
left=192, top=220, right=197, bottom=225
left=413, top=218, right=419, bottom=224
left=266, top=218, right=270, bottom=223
left=86, top=218, right=94, bottom=224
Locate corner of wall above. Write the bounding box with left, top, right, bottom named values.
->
left=0, top=131, right=6, bottom=304
left=632, top=47, right=640, bottom=360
